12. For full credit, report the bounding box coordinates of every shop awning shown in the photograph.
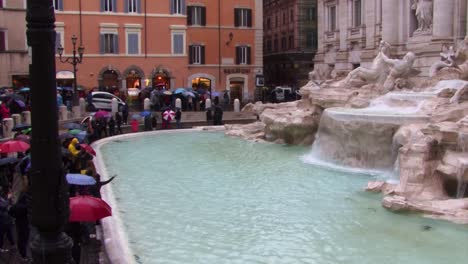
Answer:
[56,71,75,79]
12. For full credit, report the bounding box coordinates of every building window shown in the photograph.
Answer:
[281,37,286,50]
[328,5,336,31]
[170,0,186,15]
[288,35,294,49]
[306,31,316,48]
[189,45,205,64]
[266,39,272,53]
[0,31,6,52]
[266,18,271,30]
[126,32,140,54]
[353,0,362,27]
[100,33,118,54]
[234,8,252,27]
[0,0,3,8]
[125,0,141,13]
[54,0,63,11]
[307,7,316,21]
[283,12,286,25]
[172,32,185,55]
[236,46,251,65]
[290,9,294,22]
[273,38,278,52]
[55,30,64,54]
[275,15,278,27]
[101,0,116,12]
[187,6,206,26]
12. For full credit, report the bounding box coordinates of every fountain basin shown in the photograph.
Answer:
[94,130,468,264]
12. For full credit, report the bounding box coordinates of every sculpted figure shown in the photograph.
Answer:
[411,0,433,34]
[429,46,456,77]
[342,41,391,86]
[381,51,417,91]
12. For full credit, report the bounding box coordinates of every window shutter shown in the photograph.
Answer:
[112,0,117,12]
[174,34,183,54]
[234,9,239,27]
[187,6,192,25]
[58,0,64,11]
[124,0,128,12]
[170,0,174,14]
[201,7,206,26]
[235,46,240,64]
[55,32,61,53]
[128,33,138,54]
[188,45,193,64]
[0,32,6,51]
[100,34,105,54]
[201,46,205,65]
[181,0,186,14]
[113,35,119,54]
[247,46,251,64]
[100,0,105,12]
[137,0,141,13]
[247,9,252,27]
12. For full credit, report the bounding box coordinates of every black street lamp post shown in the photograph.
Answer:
[58,34,84,107]
[26,0,74,263]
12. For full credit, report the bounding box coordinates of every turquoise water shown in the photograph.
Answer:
[100,132,468,264]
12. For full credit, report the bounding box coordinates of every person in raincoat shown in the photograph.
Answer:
[67,138,82,173]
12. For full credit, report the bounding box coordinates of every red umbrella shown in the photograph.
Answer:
[69,196,112,222]
[94,110,111,119]
[0,140,30,153]
[80,144,96,156]
[163,110,175,121]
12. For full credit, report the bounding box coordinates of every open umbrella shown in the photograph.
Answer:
[0,157,18,167]
[184,91,196,98]
[140,110,151,117]
[163,110,175,121]
[94,110,111,119]
[14,99,26,108]
[66,173,96,186]
[173,88,187,95]
[22,128,32,135]
[212,92,220,97]
[76,131,87,143]
[163,90,172,96]
[68,129,83,135]
[14,134,30,144]
[12,124,31,132]
[19,87,30,92]
[69,195,112,222]
[79,144,96,156]
[59,133,74,141]
[63,122,82,130]
[0,140,30,153]
[131,114,141,120]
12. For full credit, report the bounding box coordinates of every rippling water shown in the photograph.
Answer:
[101,132,468,264]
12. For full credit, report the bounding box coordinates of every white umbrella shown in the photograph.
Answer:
[163,110,175,121]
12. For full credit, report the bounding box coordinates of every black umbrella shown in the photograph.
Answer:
[12,124,31,132]
[0,157,19,166]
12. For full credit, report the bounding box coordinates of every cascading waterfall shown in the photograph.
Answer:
[456,132,468,198]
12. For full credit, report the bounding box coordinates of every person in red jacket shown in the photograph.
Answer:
[131,118,139,133]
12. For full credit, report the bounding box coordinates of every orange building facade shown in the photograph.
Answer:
[55,0,263,103]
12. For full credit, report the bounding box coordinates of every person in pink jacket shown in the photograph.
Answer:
[131,119,139,133]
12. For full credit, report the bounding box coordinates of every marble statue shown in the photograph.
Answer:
[411,0,433,34]
[429,46,456,77]
[342,41,391,86]
[381,51,417,90]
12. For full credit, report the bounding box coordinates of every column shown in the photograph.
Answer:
[433,0,455,39]
[381,0,399,44]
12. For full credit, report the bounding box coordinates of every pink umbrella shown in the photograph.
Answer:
[0,140,30,153]
[163,110,175,121]
[94,110,111,119]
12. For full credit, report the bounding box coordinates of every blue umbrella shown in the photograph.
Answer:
[184,91,196,98]
[66,173,96,186]
[57,87,63,91]
[15,99,26,108]
[140,110,151,117]
[63,122,82,130]
[132,114,141,120]
[76,131,87,143]
[19,87,30,92]
[212,92,220,97]
[173,88,187,95]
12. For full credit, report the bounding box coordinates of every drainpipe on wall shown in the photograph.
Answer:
[79,0,83,44]
[218,0,221,98]
[145,0,147,58]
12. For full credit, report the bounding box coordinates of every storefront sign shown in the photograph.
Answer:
[223,68,250,74]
